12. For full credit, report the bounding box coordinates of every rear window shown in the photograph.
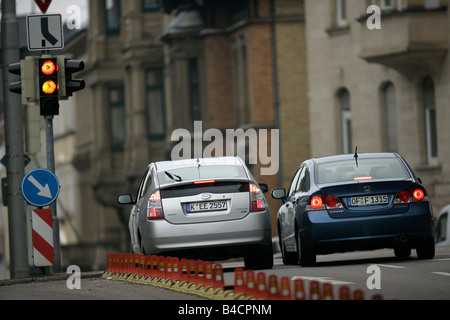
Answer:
[157,165,246,184]
[316,158,410,184]
[161,181,249,199]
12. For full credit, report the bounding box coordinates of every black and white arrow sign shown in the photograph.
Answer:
[26,14,64,51]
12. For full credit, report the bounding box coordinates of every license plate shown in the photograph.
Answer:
[186,201,227,213]
[349,195,389,207]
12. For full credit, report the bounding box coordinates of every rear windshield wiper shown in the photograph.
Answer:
[165,171,182,182]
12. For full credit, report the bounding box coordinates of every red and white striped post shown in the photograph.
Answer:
[31,209,54,266]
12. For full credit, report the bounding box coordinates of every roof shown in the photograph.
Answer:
[154,156,244,171]
[312,152,399,164]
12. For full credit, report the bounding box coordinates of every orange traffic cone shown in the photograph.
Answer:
[267,274,279,300]
[322,283,334,300]
[309,280,322,300]
[234,267,245,295]
[245,270,257,297]
[293,278,306,300]
[213,264,224,289]
[279,276,291,300]
[339,286,351,300]
[255,272,268,299]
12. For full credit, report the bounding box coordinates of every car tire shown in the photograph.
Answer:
[394,246,411,259]
[245,244,274,269]
[297,233,316,267]
[416,238,435,260]
[281,239,298,265]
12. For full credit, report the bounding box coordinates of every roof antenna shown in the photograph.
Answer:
[354,146,358,167]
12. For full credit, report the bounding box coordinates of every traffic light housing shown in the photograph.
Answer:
[65,59,85,97]
[8,62,22,94]
[8,56,37,101]
[38,57,59,116]
[8,54,85,116]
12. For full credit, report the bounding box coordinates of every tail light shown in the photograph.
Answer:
[306,195,343,211]
[393,188,428,204]
[250,183,266,212]
[194,180,215,184]
[147,190,164,220]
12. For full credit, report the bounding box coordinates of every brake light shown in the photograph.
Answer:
[354,176,373,181]
[147,190,163,220]
[396,190,410,203]
[413,189,425,201]
[306,195,343,211]
[393,188,428,204]
[250,183,265,212]
[325,195,339,208]
[194,180,216,184]
[310,196,323,209]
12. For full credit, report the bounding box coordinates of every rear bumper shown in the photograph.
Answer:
[301,203,435,254]
[140,210,272,259]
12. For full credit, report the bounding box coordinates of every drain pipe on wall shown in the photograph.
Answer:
[270,0,282,189]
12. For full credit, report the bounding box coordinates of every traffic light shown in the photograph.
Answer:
[38,57,59,116]
[8,62,22,94]
[65,59,85,97]
[8,56,37,101]
[56,57,85,100]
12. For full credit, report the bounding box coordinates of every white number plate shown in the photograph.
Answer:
[349,195,389,207]
[186,201,227,213]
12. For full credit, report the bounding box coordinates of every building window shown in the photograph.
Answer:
[142,0,160,11]
[383,82,398,152]
[422,77,438,165]
[189,58,201,122]
[339,89,352,154]
[109,86,125,151]
[232,36,250,126]
[336,0,347,26]
[381,0,392,9]
[106,0,121,35]
[145,68,165,139]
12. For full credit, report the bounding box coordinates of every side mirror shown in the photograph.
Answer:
[271,188,286,202]
[117,194,135,205]
[258,183,269,193]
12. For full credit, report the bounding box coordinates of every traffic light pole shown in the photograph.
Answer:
[39,52,61,273]
[44,114,61,273]
[1,1,29,279]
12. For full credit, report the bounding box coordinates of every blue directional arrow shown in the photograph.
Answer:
[21,168,60,207]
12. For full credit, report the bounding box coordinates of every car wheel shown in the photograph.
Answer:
[297,232,316,267]
[416,238,435,260]
[394,246,411,259]
[244,244,274,269]
[280,238,298,265]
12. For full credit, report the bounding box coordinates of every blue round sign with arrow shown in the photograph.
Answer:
[21,168,60,207]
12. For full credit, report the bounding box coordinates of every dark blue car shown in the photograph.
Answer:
[271,152,435,266]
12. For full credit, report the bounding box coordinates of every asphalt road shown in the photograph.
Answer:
[0,273,207,300]
[1,245,449,301]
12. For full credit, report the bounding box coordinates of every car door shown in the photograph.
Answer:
[279,166,305,251]
[129,167,152,253]
[292,164,311,236]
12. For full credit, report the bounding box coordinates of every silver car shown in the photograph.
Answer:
[117,156,273,269]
